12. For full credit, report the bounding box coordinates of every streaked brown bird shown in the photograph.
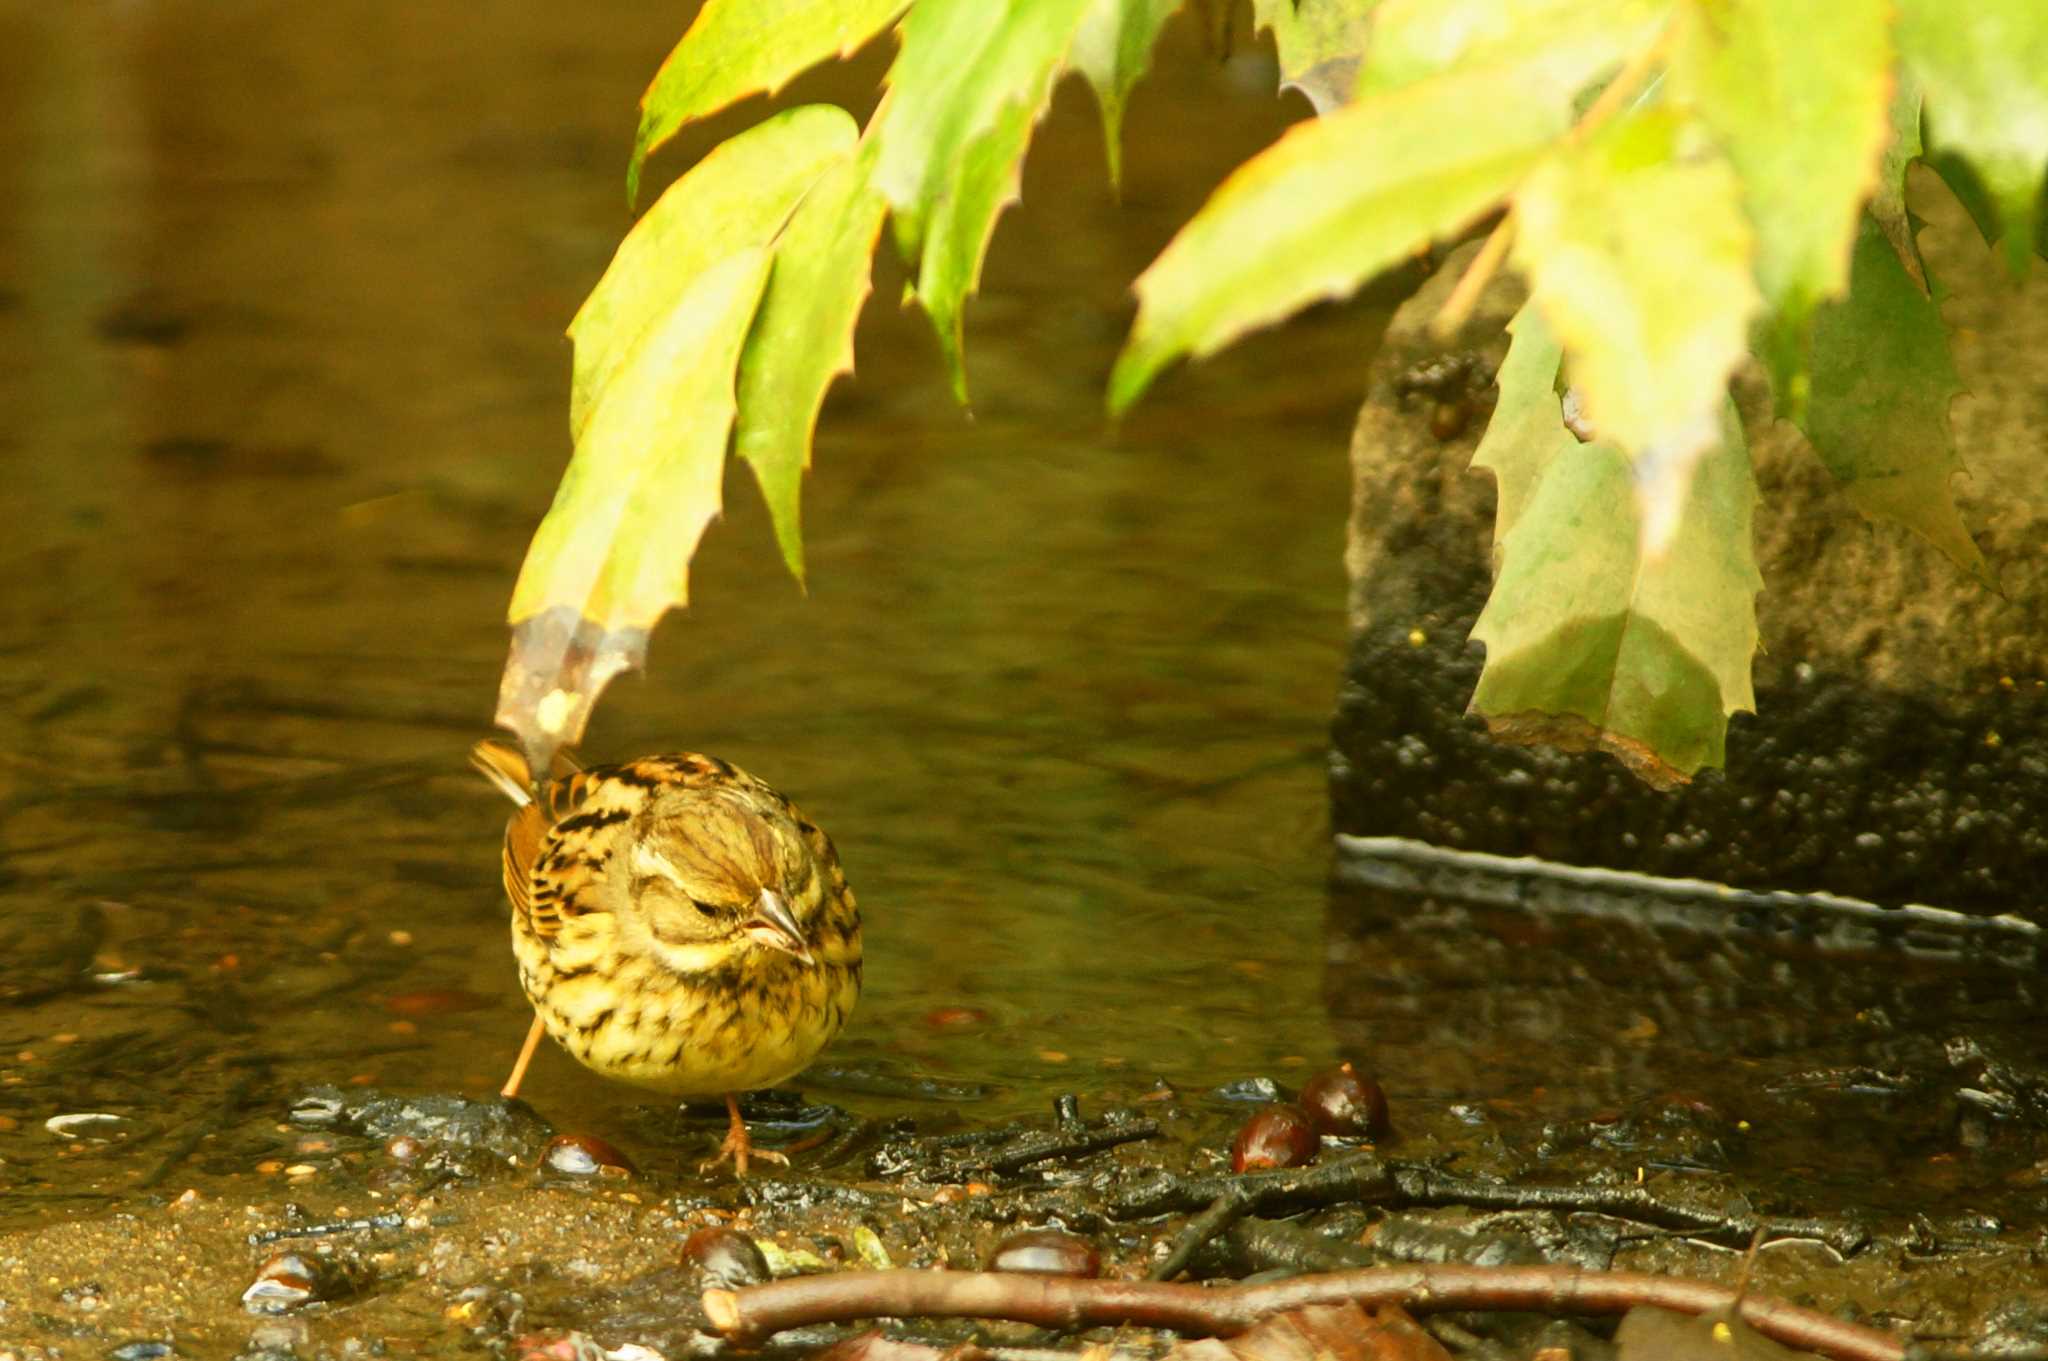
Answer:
[471,740,861,1174]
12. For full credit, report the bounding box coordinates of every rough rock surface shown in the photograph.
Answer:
[1333,174,2046,912]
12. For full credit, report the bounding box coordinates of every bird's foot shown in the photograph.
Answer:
[700,1092,789,1178]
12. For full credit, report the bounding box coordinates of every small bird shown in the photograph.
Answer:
[471,739,861,1175]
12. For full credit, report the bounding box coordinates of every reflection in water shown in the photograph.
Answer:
[1327,870,2048,1224]
[0,5,1362,1217]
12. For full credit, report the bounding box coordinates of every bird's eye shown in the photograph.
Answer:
[690,899,718,918]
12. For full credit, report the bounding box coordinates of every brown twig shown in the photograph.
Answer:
[1388,1164,1869,1258]
[703,1266,1905,1361]
[1123,1154,1864,1272]
[1147,1152,1396,1280]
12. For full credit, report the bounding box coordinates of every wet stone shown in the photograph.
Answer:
[58,1280,106,1311]
[108,1343,177,1361]
[46,1113,130,1141]
[239,1318,309,1361]
[289,1084,552,1163]
[986,1228,1101,1277]
[1212,1076,1286,1104]
[287,1092,346,1126]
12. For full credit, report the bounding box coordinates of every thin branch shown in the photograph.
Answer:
[702,1266,1906,1361]
[1388,1165,1870,1258]
[1116,1154,1865,1267]
[1147,1153,1396,1281]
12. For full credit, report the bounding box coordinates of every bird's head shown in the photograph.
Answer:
[618,785,822,976]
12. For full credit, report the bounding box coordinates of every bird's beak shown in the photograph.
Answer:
[745,888,814,964]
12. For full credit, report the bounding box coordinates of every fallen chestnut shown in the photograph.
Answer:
[1230,1102,1320,1172]
[541,1133,635,1178]
[1299,1062,1389,1138]
[683,1226,770,1290]
[241,1252,327,1315]
[985,1228,1100,1277]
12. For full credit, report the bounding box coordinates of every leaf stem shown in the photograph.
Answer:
[1429,25,1674,341]
[1432,210,1516,340]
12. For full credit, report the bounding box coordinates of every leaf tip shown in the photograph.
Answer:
[1097,102,1126,198]
[1106,344,1157,419]
[495,607,651,788]
[780,538,810,593]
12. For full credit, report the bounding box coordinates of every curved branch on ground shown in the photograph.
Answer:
[701,1265,1906,1361]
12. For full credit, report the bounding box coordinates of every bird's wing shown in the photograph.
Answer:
[474,738,599,942]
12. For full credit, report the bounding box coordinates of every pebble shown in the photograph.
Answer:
[107,1343,175,1361]
[288,1092,346,1126]
[59,1281,105,1311]
[1211,1076,1285,1104]
[45,1113,129,1141]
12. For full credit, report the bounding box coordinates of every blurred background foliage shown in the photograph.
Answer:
[498,0,2046,788]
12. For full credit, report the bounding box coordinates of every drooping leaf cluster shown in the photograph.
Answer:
[497,0,2045,787]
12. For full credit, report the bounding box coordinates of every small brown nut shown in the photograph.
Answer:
[682,1226,770,1290]
[986,1228,1100,1277]
[1298,1062,1390,1138]
[541,1133,635,1178]
[1231,1102,1320,1172]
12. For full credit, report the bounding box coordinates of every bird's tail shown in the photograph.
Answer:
[470,739,537,807]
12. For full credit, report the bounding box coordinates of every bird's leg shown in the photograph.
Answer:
[700,1092,789,1177]
[500,1015,545,1100]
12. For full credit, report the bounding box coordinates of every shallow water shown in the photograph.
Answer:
[0,4,1375,1220]
[2,4,2043,1258]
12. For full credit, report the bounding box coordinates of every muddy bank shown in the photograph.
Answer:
[4,1047,2048,1359]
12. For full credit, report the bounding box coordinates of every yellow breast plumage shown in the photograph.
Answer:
[471,740,861,1173]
